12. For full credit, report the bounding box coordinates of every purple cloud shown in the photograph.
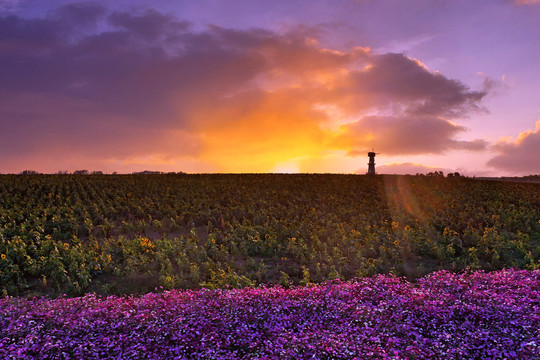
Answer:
[0,3,491,172]
[487,121,540,174]
[512,0,540,5]
[340,115,488,156]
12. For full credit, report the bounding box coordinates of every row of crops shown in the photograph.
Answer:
[0,174,539,296]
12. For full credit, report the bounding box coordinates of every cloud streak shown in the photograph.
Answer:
[371,162,452,175]
[512,0,540,5]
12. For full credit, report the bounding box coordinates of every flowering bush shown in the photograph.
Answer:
[1,269,539,359]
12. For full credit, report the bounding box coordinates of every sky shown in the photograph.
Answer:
[1,0,539,175]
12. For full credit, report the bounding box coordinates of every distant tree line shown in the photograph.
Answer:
[10,170,539,180]
[415,171,461,178]
[15,170,185,175]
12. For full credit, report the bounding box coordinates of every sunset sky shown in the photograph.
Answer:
[1,0,539,175]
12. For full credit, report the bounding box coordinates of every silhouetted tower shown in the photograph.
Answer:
[367,151,376,175]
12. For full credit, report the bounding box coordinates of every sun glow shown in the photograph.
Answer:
[272,161,300,173]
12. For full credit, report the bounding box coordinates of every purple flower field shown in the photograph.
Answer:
[1,269,539,359]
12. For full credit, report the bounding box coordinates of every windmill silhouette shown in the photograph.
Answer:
[367,148,379,175]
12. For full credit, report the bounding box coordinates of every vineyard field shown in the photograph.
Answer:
[0,174,539,296]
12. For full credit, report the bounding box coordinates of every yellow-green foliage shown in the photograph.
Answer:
[0,174,538,296]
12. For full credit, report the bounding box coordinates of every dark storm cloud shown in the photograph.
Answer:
[487,121,540,173]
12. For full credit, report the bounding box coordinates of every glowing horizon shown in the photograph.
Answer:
[1,0,539,176]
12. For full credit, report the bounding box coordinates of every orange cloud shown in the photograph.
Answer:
[487,120,540,174]
[190,89,329,172]
[184,49,488,171]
